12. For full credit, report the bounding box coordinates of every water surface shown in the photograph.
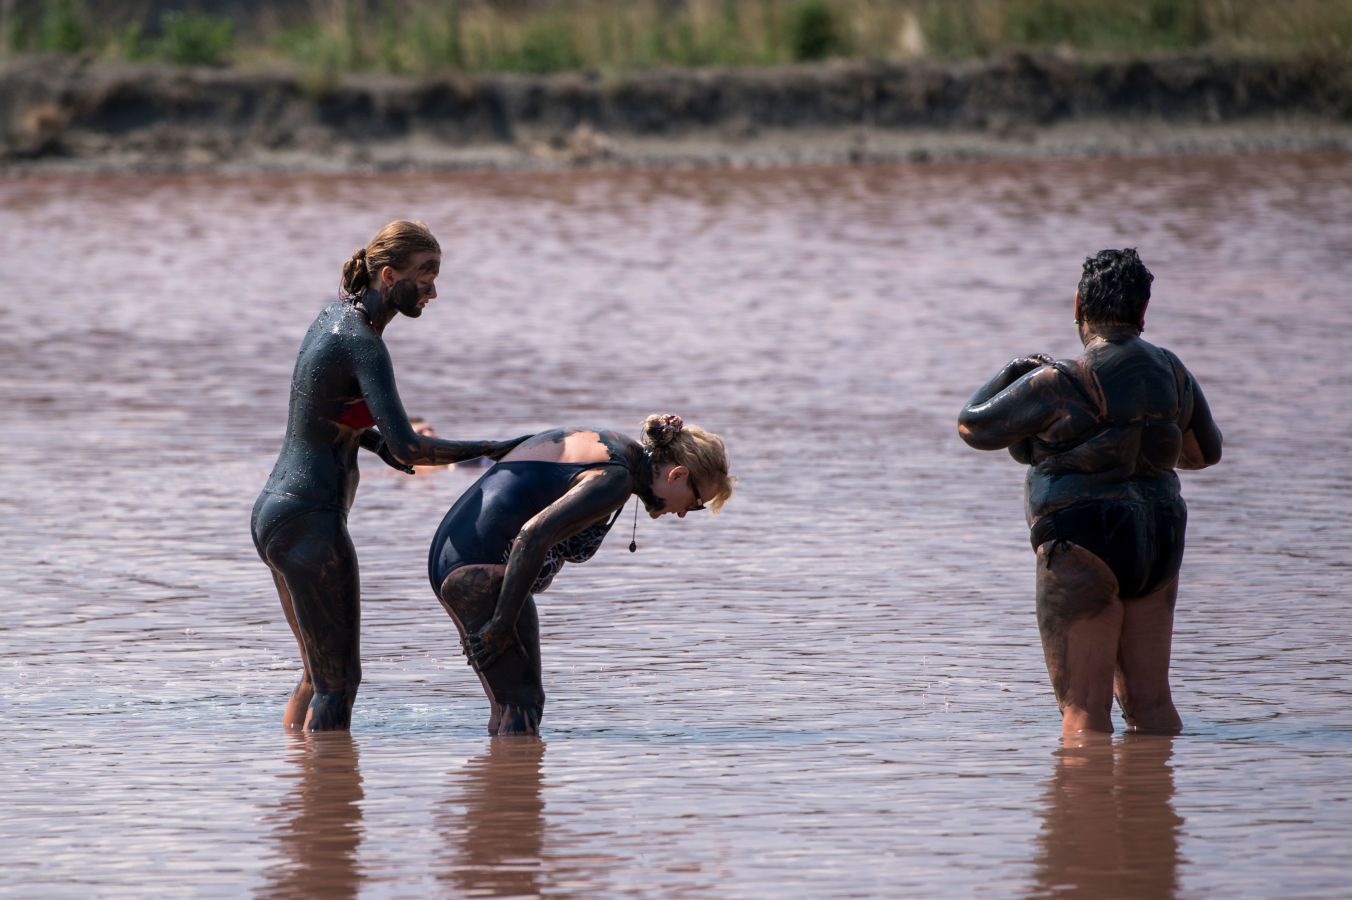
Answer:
[3,152,1351,896]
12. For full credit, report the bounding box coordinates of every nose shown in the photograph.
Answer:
[676,510,686,518]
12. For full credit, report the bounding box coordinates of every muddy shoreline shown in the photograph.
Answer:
[2,51,1350,174]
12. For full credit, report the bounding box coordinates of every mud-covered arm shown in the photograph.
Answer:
[957,355,1059,451]
[1177,373,1222,469]
[351,337,530,465]
[359,429,415,474]
[464,469,633,670]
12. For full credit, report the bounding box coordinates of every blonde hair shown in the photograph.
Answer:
[641,414,734,513]
[340,220,441,300]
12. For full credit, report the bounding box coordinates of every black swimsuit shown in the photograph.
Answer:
[1030,497,1187,600]
[1030,356,1189,600]
[428,460,627,595]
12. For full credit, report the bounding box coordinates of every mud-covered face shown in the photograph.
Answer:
[382,251,441,318]
[649,464,706,518]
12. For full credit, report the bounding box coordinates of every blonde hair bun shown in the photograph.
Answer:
[639,413,735,513]
[642,413,684,449]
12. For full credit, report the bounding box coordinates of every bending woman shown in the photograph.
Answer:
[429,415,734,736]
[253,220,527,732]
[958,249,1221,735]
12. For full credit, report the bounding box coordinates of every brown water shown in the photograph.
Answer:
[4,152,1351,897]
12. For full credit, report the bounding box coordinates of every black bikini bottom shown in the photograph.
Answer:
[1030,497,1187,600]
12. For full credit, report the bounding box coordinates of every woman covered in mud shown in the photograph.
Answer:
[252,220,528,732]
[429,415,733,736]
[957,249,1221,735]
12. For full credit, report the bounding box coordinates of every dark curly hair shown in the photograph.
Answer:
[1076,248,1154,329]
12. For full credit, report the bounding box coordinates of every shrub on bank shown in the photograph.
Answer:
[0,0,1346,75]
[157,11,234,66]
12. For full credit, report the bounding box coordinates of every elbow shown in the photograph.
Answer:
[957,418,1002,451]
[1179,439,1221,470]
[511,523,549,559]
[1196,431,1224,469]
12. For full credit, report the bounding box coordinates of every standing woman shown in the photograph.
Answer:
[958,249,1222,735]
[253,220,527,731]
[429,415,734,735]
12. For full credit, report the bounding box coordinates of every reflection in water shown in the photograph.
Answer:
[3,153,1352,895]
[1032,735,1184,899]
[262,732,365,899]
[440,738,547,897]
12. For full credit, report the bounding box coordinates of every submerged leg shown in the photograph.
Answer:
[269,568,314,728]
[264,512,362,731]
[1036,542,1124,735]
[438,565,545,736]
[1115,577,1183,734]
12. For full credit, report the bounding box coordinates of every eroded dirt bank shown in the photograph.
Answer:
[2,51,1350,173]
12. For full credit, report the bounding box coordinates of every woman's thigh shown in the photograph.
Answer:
[437,564,507,638]
[439,565,543,710]
[1035,542,1124,707]
[262,509,361,686]
[1114,576,1179,710]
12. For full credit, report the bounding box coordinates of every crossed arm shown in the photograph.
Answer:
[957,355,1060,453]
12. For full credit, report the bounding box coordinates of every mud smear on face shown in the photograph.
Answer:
[389,278,425,318]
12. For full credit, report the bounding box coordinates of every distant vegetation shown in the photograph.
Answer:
[2,0,1348,73]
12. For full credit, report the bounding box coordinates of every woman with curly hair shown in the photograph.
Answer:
[428,415,734,735]
[958,249,1221,735]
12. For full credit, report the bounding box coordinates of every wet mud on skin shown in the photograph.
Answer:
[3,151,1352,895]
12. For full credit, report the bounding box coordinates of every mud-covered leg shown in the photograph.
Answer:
[266,512,362,731]
[1036,542,1124,735]
[438,565,505,734]
[269,568,315,728]
[438,565,544,736]
[495,597,543,736]
[1115,577,1182,734]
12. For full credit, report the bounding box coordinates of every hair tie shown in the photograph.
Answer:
[653,414,683,447]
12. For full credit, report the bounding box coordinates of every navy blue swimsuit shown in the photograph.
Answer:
[428,460,627,595]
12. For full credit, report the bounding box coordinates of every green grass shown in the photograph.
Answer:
[1,0,1347,74]
[156,11,234,66]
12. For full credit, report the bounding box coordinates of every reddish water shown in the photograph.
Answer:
[3,152,1351,896]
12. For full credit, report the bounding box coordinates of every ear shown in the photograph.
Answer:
[1138,297,1149,329]
[1073,290,1082,323]
[668,464,689,484]
[378,265,397,290]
